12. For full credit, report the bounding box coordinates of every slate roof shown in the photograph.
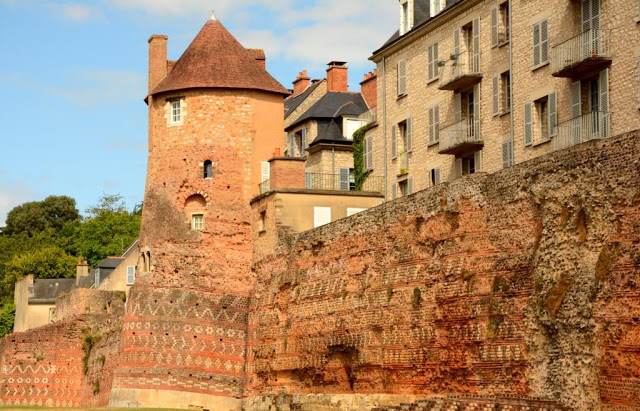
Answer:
[373,0,464,56]
[287,92,368,131]
[152,19,289,97]
[29,278,75,303]
[98,257,125,270]
[284,80,323,119]
[313,120,354,146]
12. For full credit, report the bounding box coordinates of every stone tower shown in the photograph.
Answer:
[109,17,288,410]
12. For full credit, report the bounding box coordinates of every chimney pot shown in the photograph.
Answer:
[326,61,348,93]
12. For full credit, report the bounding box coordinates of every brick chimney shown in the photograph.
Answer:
[148,34,168,95]
[326,61,348,93]
[292,70,310,96]
[360,69,378,109]
[76,258,90,286]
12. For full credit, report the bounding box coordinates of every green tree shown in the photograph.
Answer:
[0,301,15,337]
[1,246,77,298]
[2,195,80,237]
[72,194,141,267]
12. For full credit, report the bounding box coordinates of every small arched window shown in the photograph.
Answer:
[204,160,213,178]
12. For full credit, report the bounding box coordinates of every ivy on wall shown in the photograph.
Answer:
[352,125,371,191]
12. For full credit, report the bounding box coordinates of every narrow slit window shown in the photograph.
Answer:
[204,160,213,178]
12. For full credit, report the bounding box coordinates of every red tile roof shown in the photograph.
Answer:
[152,20,289,96]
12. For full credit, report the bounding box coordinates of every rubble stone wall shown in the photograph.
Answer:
[247,130,640,411]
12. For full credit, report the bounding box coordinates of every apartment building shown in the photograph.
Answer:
[368,0,640,199]
[280,62,378,192]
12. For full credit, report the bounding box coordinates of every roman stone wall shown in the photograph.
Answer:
[246,130,640,410]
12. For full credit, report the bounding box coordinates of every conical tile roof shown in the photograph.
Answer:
[152,20,289,96]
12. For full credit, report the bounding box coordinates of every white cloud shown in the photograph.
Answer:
[50,2,100,23]
[0,182,37,227]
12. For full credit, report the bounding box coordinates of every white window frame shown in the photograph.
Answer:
[126,266,136,286]
[171,100,182,124]
[430,0,445,17]
[191,213,204,231]
[400,0,413,35]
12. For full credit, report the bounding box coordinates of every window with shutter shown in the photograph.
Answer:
[533,23,541,66]
[397,60,407,96]
[407,117,413,152]
[524,102,533,146]
[434,105,440,143]
[301,127,307,150]
[474,151,483,172]
[126,266,136,286]
[367,136,374,170]
[502,141,514,168]
[339,168,350,191]
[453,93,462,122]
[454,28,461,56]
[600,68,610,137]
[570,81,582,143]
[392,183,397,200]
[261,161,270,183]
[502,72,511,113]
[407,177,414,195]
[492,76,500,116]
[428,45,434,80]
[430,168,441,186]
[363,137,369,170]
[455,158,463,178]
[289,133,296,157]
[532,20,549,67]
[391,124,398,159]
[548,91,558,137]
[491,7,499,47]
[313,207,331,228]
[472,18,480,72]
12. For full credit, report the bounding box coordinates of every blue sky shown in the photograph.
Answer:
[0,0,397,224]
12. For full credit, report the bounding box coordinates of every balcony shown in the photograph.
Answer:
[438,117,483,155]
[553,111,611,151]
[551,29,612,78]
[305,173,384,193]
[439,51,482,91]
[259,179,270,195]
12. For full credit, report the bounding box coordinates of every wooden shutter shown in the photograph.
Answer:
[313,207,331,228]
[407,117,413,152]
[455,158,463,178]
[571,81,582,118]
[454,28,461,55]
[492,76,500,116]
[434,105,440,143]
[367,136,374,169]
[454,93,462,122]
[474,150,483,172]
[261,161,270,183]
[600,68,609,136]
[339,168,350,190]
[407,177,414,195]
[434,168,441,185]
[472,18,480,72]
[541,20,549,63]
[398,60,407,95]
[363,137,369,170]
[429,107,435,143]
[548,91,558,137]
[502,141,513,168]
[301,127,307,152]
[391,124,398,159]
[427,44,435,80]
[392,183,397,200]
[305,172,312,189]
[473,84,481,119]
[491,6,499,47]
[433,43,439,78]
[524,102,533,146]
[533,22,541,66]
[289,133,296,157]
[126,266,135,285]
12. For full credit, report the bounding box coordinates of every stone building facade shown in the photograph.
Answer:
[368,0,640,200]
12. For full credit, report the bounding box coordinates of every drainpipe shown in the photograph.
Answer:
[382,56,388,202]
[509,0,515,163]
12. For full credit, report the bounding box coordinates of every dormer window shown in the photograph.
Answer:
[430,0,445,17]
[400,0,413,35]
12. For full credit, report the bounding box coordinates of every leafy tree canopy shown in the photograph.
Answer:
[2,195,80,237]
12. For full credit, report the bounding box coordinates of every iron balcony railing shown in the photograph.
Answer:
[258,179,270,195]
[553,111,611,151]
[305,173,384,193]
[439,51,481,89]
[439,117,482,152]
[551,29,612,74]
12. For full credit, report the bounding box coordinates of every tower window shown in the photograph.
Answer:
[192,214,204,231]
[204,160,213,178]
[171,100,181,123]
